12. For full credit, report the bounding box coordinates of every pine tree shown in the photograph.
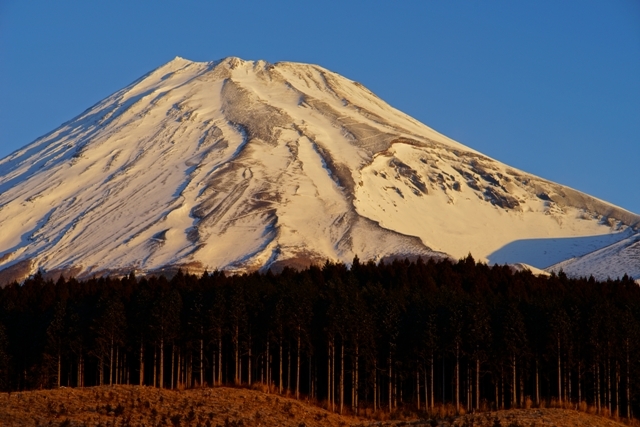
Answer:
[45,301,67,388]
[0,322,10,390]
[466,299,491,410]
[150,285,182,388]
[92,296,126,386]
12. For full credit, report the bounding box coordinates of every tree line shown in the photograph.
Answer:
[0,256,638,418]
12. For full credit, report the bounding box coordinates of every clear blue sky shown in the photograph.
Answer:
[1,1,639,214]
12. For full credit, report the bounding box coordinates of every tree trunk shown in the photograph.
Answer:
[340,342,344,415]
[430,353,434,409]
[627,341,631,419]
[139,338,144,386]
[57,349,61,388]
[557,334,562,401]
[354,341,359,414]
[288,344,291,393]
[248,333,252,386]
[536,358,540,405]
[80,353,84,388]
[351,364,355,412]
[416,366,420,410]
[596,361,601,414]
[115,346,119,385]
[501,369,505,409]
[443,355,446,404]
[615,360,620,416]
[160,337,164,389]
[218,334,222,386]
[468,363,472,411]
[171,345,175,389]
[296,328,300,400]
[328,338,332,411]
[470,364,474,411]
[512,354,517,408]
[235,324,239,385]
[153,346,157,388]
[266,340,270,391]
[456,343,460,412]
[424,363,428,412]
[520,370,524,407]
[110,339,114,386]
[279,337,283,394]
[309,354,313,399]
[373,358,377,413]
[395,372,398,409]
[177,348,182,388]
[99,355,104,386]
[476,357,480,410]
[331,338,335,411]
[200,336,204,387]
[389,350,393,413]
[608,357,612,414]
[578,360,582,404]
[568,361,572,403]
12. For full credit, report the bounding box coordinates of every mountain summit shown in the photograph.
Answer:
[0,57,638,283]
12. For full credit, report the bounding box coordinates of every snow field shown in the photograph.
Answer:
[0,56,637,281]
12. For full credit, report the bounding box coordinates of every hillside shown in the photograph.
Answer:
[0,385,632,427]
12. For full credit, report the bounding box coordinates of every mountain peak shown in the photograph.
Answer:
[0,57,638,284]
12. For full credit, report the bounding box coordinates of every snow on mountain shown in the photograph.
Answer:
[549,233,640,281]
[0,57,638,283]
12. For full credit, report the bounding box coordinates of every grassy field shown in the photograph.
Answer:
[0,385,633,427]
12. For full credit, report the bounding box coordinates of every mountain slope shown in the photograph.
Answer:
[549,233,640,281]
[0,57,638,282]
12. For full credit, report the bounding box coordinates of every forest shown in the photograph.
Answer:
[0,256,638,419]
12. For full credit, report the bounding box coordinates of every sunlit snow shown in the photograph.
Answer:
[0,57,637,282]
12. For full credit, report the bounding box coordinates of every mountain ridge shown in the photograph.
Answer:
[0,56,637,284]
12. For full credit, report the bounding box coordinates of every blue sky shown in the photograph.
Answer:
[1,1,639,214]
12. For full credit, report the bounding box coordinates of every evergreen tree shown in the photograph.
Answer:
[92,295,126,386]
[44,300,67,388]
[0,322,10,390]
[150,283,181,388]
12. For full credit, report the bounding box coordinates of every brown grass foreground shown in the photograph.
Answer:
[0,385,633,427]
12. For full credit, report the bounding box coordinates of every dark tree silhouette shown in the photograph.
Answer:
[0,257,638,418]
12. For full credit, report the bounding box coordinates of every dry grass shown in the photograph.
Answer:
[0,385,365,427]
[446,408,633,427]
[0,386,635,427]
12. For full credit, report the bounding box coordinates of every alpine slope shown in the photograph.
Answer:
[0,57,638,284]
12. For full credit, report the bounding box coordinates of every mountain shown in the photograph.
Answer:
[549,233,640,282]
[0,57,638,283]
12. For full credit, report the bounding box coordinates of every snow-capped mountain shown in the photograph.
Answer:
[0,57,638,284]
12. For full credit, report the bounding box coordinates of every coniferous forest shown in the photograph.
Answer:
[0,256,639,418]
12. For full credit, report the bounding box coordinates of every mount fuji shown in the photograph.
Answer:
[0,57,638,284]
